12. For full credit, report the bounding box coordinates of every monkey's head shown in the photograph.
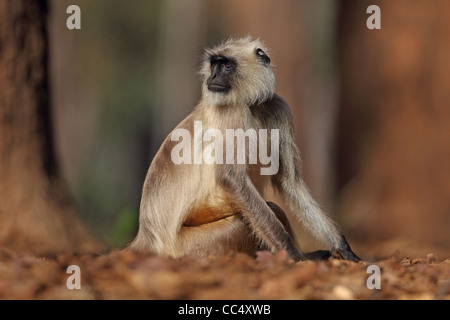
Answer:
[200,37,275,106]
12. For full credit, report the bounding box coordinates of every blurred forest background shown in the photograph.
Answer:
[0,0,449,259]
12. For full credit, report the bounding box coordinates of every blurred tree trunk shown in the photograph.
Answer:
[156,0,205,144]
[337,0,450,254]
[0,0,98,254]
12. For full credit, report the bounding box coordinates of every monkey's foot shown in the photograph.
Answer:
[331,249,361,261]
[332,236,361,261]
[302,250,332,261]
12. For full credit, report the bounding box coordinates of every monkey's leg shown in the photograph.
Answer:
[219,172,304,261]
[265,201,299,249]
[177,200,305,260]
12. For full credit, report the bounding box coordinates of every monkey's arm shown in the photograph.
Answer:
[218,165,304,261]
[264,95,360,261]
[274,170,360,261]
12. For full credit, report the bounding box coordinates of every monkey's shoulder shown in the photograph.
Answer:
[270,93,289,106]
[251,93,293,126]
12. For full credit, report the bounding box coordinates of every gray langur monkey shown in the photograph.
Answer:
[129,37,360,262]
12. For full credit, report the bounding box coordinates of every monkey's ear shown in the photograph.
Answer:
[256,48,271,65]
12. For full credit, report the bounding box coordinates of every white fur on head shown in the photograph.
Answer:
[199,36,275,106]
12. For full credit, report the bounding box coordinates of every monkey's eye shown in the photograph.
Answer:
[225,62,232,69]
[256,48,271,65]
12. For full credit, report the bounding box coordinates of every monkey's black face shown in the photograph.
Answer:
[207,55,236,93]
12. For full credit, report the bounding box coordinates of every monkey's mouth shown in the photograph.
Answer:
[207,84,231,93]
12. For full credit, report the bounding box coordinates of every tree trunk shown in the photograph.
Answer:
[0,0,98,254]
[336,0,450,254]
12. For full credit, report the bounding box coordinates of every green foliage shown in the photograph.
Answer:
[111,207,139,248]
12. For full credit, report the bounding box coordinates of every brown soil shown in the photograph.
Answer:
[0,247,448,300]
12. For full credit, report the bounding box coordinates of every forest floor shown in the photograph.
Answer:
[0,246,449,300]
